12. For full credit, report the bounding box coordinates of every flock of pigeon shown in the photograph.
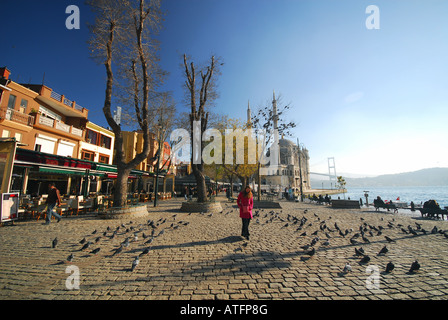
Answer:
[50,203,448,279]
[51,214,190,272]
[250,207,448,276]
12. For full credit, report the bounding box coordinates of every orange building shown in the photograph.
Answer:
[121,130,173,194]
[0,66,91,195]
[0,66,87,157]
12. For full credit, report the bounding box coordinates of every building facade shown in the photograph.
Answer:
[0,67,87,158]
[79,122,115,165]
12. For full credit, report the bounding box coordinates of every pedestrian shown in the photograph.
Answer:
[45,182,62,224]
[184,186,189,200]
[237,185,254,240]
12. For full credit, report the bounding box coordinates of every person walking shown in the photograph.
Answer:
[237,185,254,240]
[45,182,62,224]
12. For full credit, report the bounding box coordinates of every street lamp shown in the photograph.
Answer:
[154,124,162,207]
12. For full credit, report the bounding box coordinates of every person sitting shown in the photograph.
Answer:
[423,199,441,210]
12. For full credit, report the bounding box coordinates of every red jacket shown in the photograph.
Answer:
[237,192,254,219]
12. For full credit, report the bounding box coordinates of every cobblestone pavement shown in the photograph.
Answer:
[1,195,448,301]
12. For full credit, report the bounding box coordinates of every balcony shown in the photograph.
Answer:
[0,108,35,126]
[27,85,89,119]
[33,113,84,140]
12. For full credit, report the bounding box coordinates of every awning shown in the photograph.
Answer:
[106,173,138,179]
[95,164,118,173]
[38,167,88,176]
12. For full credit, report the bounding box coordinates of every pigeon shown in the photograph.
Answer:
[431,226,438,234]
[385,262,395,273]
[79,237,86,244]
[343,263,352,273]
[350,238,359,245]
[384,236,395,243]
[362,235,370,243]
[92,229,97,235]
[409,260,420,273]
[67,253,74,263]
[310,237,319,246]
[306,247,316,256]
[122,238,130,247]
[378,245,388,255]
[359,255,371,264]
[52,237,58,248]
[300,244,311,250]
[80,241,91,251]
[91,248,101,255]
[157,229,165,237]
[112,245,123,256]
[131,257,139,271]
[140,247,151,256]
[145,237,154,245]
[354,247,365,256]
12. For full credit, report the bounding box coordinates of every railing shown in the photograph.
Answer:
[71,126,83,137]
[63,97,72,107]
[0,108,34,126]
[50,90,62,101]
[38,115,54,127]
[55,121,70,133]
[49,89,86,114]
[34,114,84,138]
[74,103,83,112]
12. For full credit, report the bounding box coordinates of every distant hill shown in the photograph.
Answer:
[344,168,448,187]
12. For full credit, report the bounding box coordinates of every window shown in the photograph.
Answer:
[81,150,95,161]
[7,94,16,109]
[20,99,28,110]
[98,155,109,164]
[39,105,61,121]
[14,132,22,142]
[2,130,10,138]
[85,129,98,145]
[100,134,112,149]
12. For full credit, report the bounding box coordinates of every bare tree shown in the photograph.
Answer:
[182,54,221,203]
[88,0,164,207]
[250,93,297,201]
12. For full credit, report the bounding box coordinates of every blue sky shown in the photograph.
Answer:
[1,0,447,177]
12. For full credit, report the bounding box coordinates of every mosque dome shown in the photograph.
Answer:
[279,138,296,148]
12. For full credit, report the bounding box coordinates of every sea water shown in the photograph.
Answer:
[330,186,448,209]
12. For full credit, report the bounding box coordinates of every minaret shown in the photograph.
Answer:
[272,91,278,132]
[272,90,280,168]
[247,100,251,127]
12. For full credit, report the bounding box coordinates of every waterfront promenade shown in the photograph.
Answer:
[0,195,447,301]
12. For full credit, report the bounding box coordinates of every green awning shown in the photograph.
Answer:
[38,167,87,176]
[94,164,118,173]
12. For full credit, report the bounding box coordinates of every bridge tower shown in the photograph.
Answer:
[328,157,337,185]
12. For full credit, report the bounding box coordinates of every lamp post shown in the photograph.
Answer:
[297,138,304,202]
[154,124,162,207]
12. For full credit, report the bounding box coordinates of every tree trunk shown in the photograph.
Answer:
[192,164,207,202]
[114,166,131,207]
[257,162,261,201]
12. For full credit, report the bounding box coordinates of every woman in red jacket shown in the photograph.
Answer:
[237,186,254,240]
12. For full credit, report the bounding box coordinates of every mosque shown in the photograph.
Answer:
[247,92,311,195]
